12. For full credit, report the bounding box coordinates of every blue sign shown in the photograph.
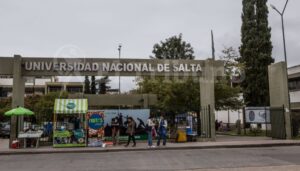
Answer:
[66,102,76,109]
[88,113,104,130]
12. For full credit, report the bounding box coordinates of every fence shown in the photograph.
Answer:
[199,105,211,138]
[242,106,286,139]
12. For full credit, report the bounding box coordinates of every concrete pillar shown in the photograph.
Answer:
[142,94,149,108]
[9,55,25,147]
[268,62,292,139]
[200,60,216,140]
[63,83,67,91]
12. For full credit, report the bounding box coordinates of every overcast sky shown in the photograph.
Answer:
[0,0,299,92]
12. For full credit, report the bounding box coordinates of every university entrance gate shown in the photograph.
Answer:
[0,55,224,146]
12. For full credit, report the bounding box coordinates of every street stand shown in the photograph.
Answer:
[53,99,88,148]
[175,112,198,142]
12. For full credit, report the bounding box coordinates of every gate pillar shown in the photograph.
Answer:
[268,62,292,139]
[9,55,25,147]
[200,60,216,140]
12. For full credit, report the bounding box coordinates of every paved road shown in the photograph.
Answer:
[1,146,300,171]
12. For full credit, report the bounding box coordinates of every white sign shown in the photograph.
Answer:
[24,61,202,73]
[245,107,270,123]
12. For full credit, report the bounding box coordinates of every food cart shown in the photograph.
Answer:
[175,112,198,142]
[53,99,88,148]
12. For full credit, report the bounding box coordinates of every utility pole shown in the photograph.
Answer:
[118,44,122,116]
[118,44,122,94]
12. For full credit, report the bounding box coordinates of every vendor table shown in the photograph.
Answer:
[18,131,43,148]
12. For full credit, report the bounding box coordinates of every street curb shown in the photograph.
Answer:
[1,142,300,155]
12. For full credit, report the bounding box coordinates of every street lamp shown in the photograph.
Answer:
[118,44,122,94]
[270,0,291,112]
[270,0,289,64]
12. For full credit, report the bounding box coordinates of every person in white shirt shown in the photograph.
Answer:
[146,117,156,148]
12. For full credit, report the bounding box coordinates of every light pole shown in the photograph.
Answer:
[270,0,289,64]
[271,0,291,111]
[118,44,122,94]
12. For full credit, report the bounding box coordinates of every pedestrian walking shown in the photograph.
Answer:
[157,116,167,146]
[111,117,120,146]
[125,117,136,147]
[146,117,156,148]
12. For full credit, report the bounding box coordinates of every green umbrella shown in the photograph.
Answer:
[4,107,34,116]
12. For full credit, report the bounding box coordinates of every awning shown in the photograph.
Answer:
[54,99,88,114]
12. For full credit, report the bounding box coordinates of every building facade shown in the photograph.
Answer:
[288,65,300,111]
[0,76,85,97]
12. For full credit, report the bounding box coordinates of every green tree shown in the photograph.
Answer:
[34,92,68,123]
[151,33,195,60]
[0,87,3,97]
[0,98,12,122]
[138,36,244,114]
[138,34,198,114]
[84,76,91,94]
[91,76,96,94]
[99,76,111,94]
[239,0,274,106]
[216,47,244,110]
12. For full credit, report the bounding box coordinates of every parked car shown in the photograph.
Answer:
[0,123,10,138]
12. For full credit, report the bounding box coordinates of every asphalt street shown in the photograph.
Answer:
[1,146,300,171]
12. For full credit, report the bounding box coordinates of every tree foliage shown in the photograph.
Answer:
[137,35,243,115]
[0,98,12,121]
[239,0,274,106]
[151,33,195,60]
[84,76,91,94]
[33,92,68,123]
[137,34,197,114]
[216,47,244,110]
[99,76,111,94]
[0,92,68,123]
[138,77,200,113]
[91,76,96,94]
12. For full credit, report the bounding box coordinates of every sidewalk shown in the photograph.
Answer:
[1,135,300,155]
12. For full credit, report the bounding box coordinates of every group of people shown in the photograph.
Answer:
[110,115,168,148]
[146,116,168,148]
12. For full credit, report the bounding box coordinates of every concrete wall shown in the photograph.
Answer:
[215,109,243,124]
[69,94,158,107]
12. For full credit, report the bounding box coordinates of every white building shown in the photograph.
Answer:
[288,64,300,111]
[0,76,54,97]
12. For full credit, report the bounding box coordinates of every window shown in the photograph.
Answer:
[66,86,83,93]
[48,86,63,92]
[289,78,300,91]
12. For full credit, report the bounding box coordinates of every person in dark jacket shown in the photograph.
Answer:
[124,117,136,147]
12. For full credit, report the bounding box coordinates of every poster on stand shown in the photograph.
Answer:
[87,111,105,147]
[245,107,270,123]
